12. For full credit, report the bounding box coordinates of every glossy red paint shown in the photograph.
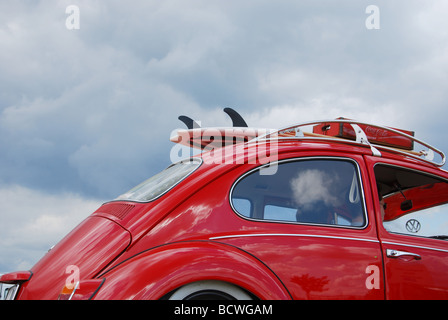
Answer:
[3,118,448,300]
[16,216,131,300]
[95,242,291,300]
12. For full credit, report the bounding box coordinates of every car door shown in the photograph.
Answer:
[367,158,448,299]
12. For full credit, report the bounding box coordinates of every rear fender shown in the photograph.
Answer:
[95,241,291,300]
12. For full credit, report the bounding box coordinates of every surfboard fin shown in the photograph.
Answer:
[178,115,201,129]
[178,108,248,129]
[223,107,248,127]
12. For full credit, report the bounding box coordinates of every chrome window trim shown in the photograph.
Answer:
[382,241,448,254]
[210,233,379,244]
[229,156,369,230]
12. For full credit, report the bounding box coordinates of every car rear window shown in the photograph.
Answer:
[116,158,201,202]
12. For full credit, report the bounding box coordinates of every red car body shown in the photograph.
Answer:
[2,115,448,300]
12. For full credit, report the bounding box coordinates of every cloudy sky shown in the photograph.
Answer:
[1,0,447,274]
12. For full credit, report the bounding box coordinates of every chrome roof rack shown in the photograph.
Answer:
[255,118,446,167]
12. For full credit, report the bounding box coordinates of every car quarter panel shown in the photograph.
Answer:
[17,216,131,300]
[95,241,292,300]
[107,151,384,300]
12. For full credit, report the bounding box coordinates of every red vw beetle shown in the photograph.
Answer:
[2,109,448,300]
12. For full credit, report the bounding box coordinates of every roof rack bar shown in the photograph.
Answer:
[255,119,446,167]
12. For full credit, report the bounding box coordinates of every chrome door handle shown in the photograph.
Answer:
[386,249,421,260]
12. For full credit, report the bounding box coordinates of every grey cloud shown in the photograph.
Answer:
[1,0,447,202]
[1,0,448,275]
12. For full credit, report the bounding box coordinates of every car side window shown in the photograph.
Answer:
[375,165,448,240]
[231,158,366,227]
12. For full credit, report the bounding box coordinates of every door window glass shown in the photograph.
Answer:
[375,165,448,240]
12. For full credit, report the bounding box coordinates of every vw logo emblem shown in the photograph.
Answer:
[406,219,421,233]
